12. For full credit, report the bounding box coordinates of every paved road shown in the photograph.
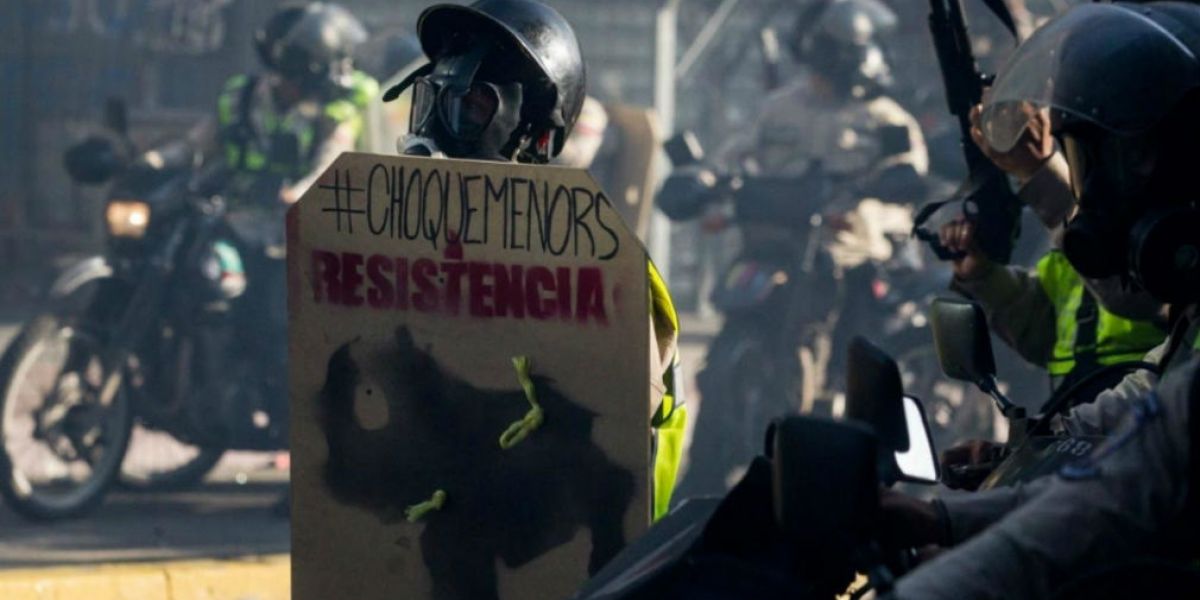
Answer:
[0,314,719,568]
[0,481,290,568]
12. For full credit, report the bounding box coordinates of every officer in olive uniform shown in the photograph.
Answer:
[128,3,378,427]
[881,4,1200,597]
[382,0,687,520]
[218,4,378,389]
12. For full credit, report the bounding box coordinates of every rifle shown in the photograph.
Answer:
[914,0,1023,264]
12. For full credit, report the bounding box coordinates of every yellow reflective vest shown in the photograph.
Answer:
[217,71,379,190]
[648,261,686,521]
[1037,251,1165,378]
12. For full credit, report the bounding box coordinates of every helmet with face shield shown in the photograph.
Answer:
[383,0,586,163]
[789,0,898,98]
[980,1,1200,303]
[255,3,368,98]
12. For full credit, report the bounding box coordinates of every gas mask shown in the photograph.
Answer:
[385,44,527,162]
[1060,130,1200,305]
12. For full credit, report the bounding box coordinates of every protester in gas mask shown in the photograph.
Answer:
[381,0,686,520]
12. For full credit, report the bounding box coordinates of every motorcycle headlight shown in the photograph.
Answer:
[106,200,151,239]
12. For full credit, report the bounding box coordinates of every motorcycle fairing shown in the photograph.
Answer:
[48,256,115,300]
[574,497,720,599]
[711,260,788,312]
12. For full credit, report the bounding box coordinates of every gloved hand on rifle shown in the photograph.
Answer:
[940,100,1057,280]
[968,100,1055,186]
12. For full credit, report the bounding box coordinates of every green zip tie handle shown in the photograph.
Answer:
[499,356,544,449]
[405,489,447,523]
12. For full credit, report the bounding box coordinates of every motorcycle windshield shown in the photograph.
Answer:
[980,3,1200,152]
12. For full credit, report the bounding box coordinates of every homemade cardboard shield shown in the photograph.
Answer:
[288,153,651,600]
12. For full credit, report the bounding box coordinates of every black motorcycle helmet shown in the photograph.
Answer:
[981,1,1200,304]
[789,0,897,98]
[255,3,368,97]
[382,0,586,163]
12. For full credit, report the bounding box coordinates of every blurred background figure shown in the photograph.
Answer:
[659,0,977,498]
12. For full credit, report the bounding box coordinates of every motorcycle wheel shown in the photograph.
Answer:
[118,425,223,491]
[0,314,133,521]
[118,329,226,491]
[682,321,799,496]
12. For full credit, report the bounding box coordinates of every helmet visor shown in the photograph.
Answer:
[981,3,1200,152]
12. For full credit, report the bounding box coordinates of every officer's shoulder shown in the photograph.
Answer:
[1037,250,1078,279]
[865,95,916,125]
[760,79,813,109]
[222,73,253,93]
[1159,354,1200,407]
[347,70,381,108]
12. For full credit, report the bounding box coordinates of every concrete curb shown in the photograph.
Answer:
[0,554,289,600]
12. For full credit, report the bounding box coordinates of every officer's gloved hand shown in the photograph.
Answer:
[968,102,1054,185]
[878,488,948,552]
[938,219,994,281]
[657,166,724,221]
[939,439,1006,491]
[131,139,201,176]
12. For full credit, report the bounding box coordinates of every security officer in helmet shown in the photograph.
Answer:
[723,0,928,334]
[732,0,927,190]
[382,0,686,520]
[217,3,378,417]
[224,2,377,216]
[933,93,1169,490]
[879,4,1200,597]
[128,4,377,421]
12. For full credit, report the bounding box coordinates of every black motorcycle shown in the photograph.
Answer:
[576,337,944,599]
[659,133,970,497]
[0,107,288,520]
[576,335,1200,599]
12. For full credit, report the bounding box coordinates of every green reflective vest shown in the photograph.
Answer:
[217,71,379,184]
[1037,251,1165,377]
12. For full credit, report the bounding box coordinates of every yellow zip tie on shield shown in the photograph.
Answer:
[499,356,544,449]
[405,489,447,523]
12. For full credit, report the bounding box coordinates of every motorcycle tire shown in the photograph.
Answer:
[118,427,223,491]
[0,314,133,521]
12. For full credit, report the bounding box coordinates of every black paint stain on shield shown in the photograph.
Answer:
[317,327,635,600]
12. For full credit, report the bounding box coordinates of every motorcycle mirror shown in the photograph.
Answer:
[771,416,878,565]
[62,135,127,185]
[104,97,129,138]
[664,131,704,168]
[929,298,997,384]
[930,298,1023,418]
[894,395,940,485]
[845,336,908,454]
